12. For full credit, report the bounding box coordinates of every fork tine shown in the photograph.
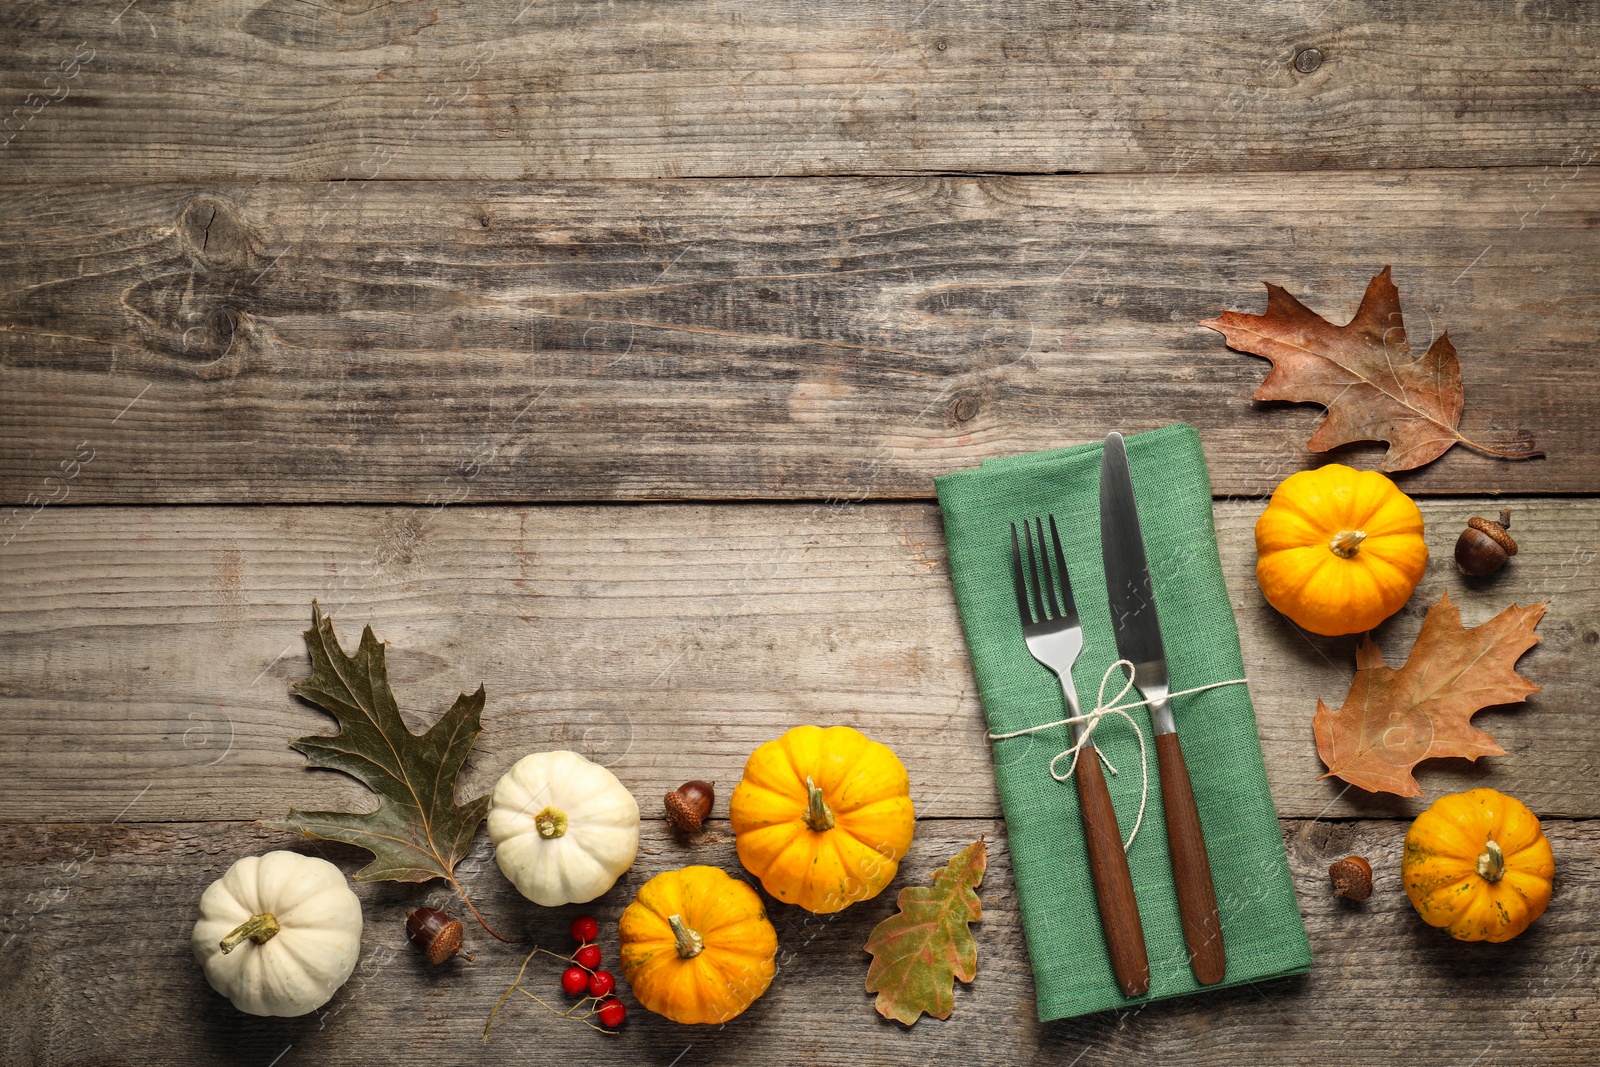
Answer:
[1010,523,1033,624]
[1023,517,1050,622]
[1035,517,1062,620]
[1048,514,1076,618]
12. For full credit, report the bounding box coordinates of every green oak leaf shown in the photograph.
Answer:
[864,839,987,1025]
[268,601,489,885]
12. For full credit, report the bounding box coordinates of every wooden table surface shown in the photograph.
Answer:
[3,3,1597,1064]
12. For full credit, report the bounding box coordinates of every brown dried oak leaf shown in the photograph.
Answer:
[864,839,985,1026]
[270,601,490,889]
[1314,593,1545,796]
[1201,266,1541,471]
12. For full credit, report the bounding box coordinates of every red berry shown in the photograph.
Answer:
[595,998,626,1028]
[587,969,616,998]
[574,943,602,970]
[560,966,589,996]
[570,915,600,943]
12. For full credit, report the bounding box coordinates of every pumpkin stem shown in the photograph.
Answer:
[803,776,835,832]
[533,806,568,839]
[1476,839,1506,883]
[667,914,705,959]
[1328,529,1367,559]
[219,912,280,954]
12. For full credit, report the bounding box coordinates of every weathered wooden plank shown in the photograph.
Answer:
[1,817,1594,1066]
[2,172,1596,503]
[3,499,1594,823]
[2,2,1597,180]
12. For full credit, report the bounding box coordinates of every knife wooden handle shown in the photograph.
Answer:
[1155,731,1227,985]
[1074,746,1150,998]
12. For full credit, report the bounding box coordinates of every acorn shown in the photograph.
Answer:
[406,906,471,964]
[1328,855,1373,902]
[664,780,715,833]
[1455,508,1518,577]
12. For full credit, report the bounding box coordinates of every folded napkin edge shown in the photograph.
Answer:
[1032,948,1314,1022]
[934,423,1201,496]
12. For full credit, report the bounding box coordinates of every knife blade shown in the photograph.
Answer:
[1099,431,1227,985]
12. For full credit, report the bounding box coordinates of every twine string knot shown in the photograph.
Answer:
[987,660,1248,852]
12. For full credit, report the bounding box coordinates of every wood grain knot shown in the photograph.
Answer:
[1294,48,1324,74]
[115,197,267,372]
[177,196,258,272]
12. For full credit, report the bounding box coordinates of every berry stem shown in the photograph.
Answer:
[483,946,542,1043]
[482,944,621,1042]
[516,989,616,1033]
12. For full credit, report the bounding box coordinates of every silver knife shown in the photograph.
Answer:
[1099,431,1226,985]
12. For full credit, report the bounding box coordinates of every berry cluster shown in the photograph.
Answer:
[560,915,626,1029]
[482,914,628,1040]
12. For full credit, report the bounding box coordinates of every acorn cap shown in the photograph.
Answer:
[407,907,465,964]
[1328,855,1373,901]
[664,789,706,833]
[1466,515,1518,556]
[425,917,463,965]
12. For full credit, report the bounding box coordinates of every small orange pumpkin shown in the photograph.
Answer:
[729,725,914,914]
[1402,788,1555,943]
[1255,464,1427,636]
[618,865,778,1024]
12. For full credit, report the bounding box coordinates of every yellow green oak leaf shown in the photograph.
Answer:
[864,839,986,1025]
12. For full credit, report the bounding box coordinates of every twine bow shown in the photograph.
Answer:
[987,660,1248,851]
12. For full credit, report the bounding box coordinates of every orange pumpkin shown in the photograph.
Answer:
[1403,788,1555,943]
[618,865,777,1024]
[1255,464,1427,636]
[729,725,914,914]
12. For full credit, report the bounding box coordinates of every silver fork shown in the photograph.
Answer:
[1011,515,1150,998]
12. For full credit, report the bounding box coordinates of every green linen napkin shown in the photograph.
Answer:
[935,423,1311,1022]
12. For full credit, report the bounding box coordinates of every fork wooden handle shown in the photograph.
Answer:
[1074,746,1150,998]
[1156,731,1227,985]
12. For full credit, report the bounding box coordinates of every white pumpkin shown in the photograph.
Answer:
[488,750,640,906]
[192,851,363,1017]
